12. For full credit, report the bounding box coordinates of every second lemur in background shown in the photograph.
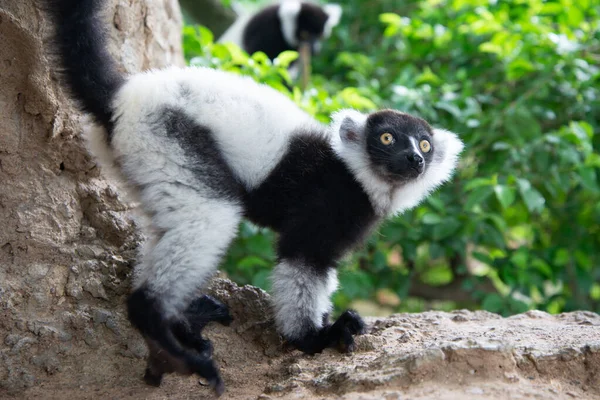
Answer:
[219,0,342,60]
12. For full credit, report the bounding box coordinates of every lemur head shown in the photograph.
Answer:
[331,109,464,215]
[278,1,342,53]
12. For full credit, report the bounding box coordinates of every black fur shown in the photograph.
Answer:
[43,0,124,132]
[289,309,366,354]
[244,134,375,353]
[245,134,377,271]
[366,110,435,184]
[156,107,245,201]
[242,2,330,59]
[128,288,231,395]
[243,5,288,60]
[296,3,330,44]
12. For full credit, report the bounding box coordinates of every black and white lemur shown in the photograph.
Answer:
[219,0,342,60]
[45,0,464,395]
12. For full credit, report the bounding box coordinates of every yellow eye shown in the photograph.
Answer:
[420,140,431,153]
[380,133,394,145]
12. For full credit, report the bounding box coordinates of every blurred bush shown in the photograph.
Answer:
[183,0,600,316]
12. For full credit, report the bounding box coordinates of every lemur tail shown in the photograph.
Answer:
[45,0,124,131]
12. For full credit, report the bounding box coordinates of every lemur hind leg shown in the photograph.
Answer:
[271,260,366,355]
[126,197,241,396]
[116,107,243,395]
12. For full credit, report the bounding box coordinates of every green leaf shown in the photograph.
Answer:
[465,176,497,191]
[584,153,600,168]
[427,196,446,213]
[251,270,271,291]
[379,13,403,26]
[540,3,563,14]
[517,179,545,213]
[416,67,442,85]
[274,51,299,68]
[432,218,462,240]
[553,249,570,266]
[479,42,502,55]
[197,25,214,47]
[494,185,516,209]
[531,258,553,279]
[482,293,504,313]
[237,256,270,269]
[578,167,598,192]
[465,187,494,210]
[505,108,541,142]
[422,213,443,224]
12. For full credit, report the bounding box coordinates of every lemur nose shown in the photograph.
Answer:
[407,153,424,166]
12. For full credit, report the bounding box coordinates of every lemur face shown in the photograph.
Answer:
[364,110,435,184]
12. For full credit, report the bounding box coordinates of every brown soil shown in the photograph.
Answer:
[4,279,600,400]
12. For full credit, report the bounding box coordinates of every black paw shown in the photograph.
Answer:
[289,309,366,355]
[186,295,233,328]
[143,367,163,387]
[326,309,366,352]
[127,288,225,396]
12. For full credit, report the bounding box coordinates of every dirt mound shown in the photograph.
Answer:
[5,278,599,400]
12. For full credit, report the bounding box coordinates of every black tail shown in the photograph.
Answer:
[45,0,124,131]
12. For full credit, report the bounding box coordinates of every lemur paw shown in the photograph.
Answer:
[327,309,366,352]
[128,288,230,396]
[289,309,366,355]
[186,295,233,328]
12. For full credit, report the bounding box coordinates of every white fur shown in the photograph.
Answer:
[112,66,320,190]
[323,4,342,38]
[271,261,338,339]
[409,136,421,156]
[108,88,245,316]
[278,0,301,47]
[83,122,118,178]
[135,195,241,317]
[330,109,464,216]
[330,109,397,215]
[106,65,325,317]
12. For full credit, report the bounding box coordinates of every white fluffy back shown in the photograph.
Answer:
[111,66,321,190]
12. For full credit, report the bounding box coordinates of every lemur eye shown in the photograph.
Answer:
[380,133,394,145]
[420,140,431,153]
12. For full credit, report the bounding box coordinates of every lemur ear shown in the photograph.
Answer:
[332,110,367,145]
[278,1,302,46]
[279,1,301,20]
[324,4,342,28]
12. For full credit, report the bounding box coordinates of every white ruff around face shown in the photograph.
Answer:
[329,109,464,216]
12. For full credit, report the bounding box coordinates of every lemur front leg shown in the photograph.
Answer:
[271,260,366,355]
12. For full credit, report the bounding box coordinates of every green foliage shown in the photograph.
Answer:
[183,0,600,316]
